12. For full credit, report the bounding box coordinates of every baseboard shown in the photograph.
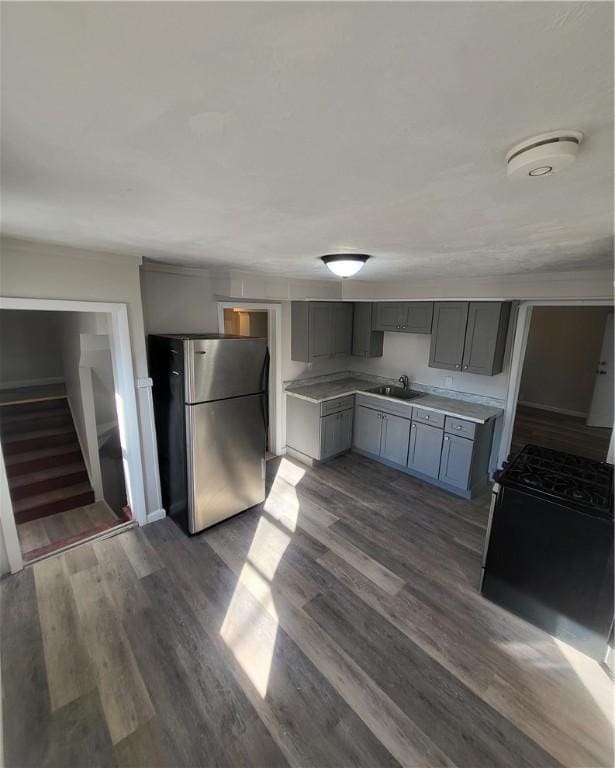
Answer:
[146,508,166,524]
[517,400,588,419]
[0,376,64,390]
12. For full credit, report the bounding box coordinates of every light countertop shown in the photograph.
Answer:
[285,376,503,424]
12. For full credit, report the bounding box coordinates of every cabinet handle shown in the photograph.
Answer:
[455,425,462,430]
[424,415,430,419]
[444,436,449,441]
[411,424,415,429]
[455,364,460,369]
[463,365,468,370]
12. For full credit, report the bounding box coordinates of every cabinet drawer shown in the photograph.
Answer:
[412,408,445,428]
[355,393,413,419]
[321,396,354,416]
[445,416,476,440]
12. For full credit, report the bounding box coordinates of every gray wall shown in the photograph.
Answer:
[0,310,64,387]
[518,306,612,416]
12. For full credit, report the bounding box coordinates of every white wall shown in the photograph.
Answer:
[0,310,64,387]
[342,268,614,301]
[140,266,219,334]
[350,329,513,401]
[0,237,161,537]
[519,306,613,415]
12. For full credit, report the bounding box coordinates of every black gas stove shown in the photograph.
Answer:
[482,444,614,660]
[495,444,613,519]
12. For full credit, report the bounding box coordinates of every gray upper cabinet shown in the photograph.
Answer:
[352,303,384,358]
[439,433,474,490]
[429,302,469,371]
[462,302,511,375]
[407,422,443,479]
[372,302,433,333]
[308,303,333,360]
[291,302,353,362]
[380,413,411,465]
[429,301,511,376]
[373,302,407,331]
[405,303,434,333]
[332,303,353,357]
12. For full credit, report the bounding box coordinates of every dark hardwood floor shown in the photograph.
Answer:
[512,404,612,462]
[2,453,613,767]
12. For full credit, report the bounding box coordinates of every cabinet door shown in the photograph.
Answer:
[353,406,382,455]
[373,303,406,331]
[380,413,411,466]
[308,303,333,360]
[428,302,469,371]
[337,409,354,454]
[407,422,443,479]
[439,433,473,489]
[332,303,353,357]
[352,303,384,357]
[404,302,433,334]
[320,412,339,459]
[462,302,510,375]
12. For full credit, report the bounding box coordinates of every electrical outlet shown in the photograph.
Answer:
[444,376,453,388]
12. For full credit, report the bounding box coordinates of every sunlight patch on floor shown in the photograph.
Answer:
[553,638,615,723]
[220,459,303,698]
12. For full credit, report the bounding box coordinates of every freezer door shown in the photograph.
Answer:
[184,337,267,403]
[185,394,266,533]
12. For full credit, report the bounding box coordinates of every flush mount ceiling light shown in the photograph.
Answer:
[505,130,583,179]
[321,253,370,278]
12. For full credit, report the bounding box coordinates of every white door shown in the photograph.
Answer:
[587,314,614,427]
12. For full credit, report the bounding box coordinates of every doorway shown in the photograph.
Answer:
[502,304,613,464]
[217,302,282,458]
[0,298,146,573]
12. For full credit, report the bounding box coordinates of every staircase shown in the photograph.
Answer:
[0,397,95,524]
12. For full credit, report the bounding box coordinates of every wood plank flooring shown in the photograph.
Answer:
[512,404,612,462]
[17,500,122,559]
[1,453,613,768]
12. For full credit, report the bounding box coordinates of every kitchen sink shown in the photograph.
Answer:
[363,385,423,401]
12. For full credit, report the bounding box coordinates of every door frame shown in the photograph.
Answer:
[0,297,148,573]
[217,302,283,456]
[498,299,614,468]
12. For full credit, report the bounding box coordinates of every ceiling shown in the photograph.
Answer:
[2,2,613,281]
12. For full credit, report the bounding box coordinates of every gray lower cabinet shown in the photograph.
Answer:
[429,301,511,375]
[373,302,433,333]
[353,403,411,467]
[353,405,383,455]
[286,395,353,463]
[291,302,353,362]
[352,303,384,357]
[321,409,353,460]
[380,413,411,465]
[439,433,474,489]
[407,422,443,479]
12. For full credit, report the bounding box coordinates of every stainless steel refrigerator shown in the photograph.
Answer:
[148,334,268,533]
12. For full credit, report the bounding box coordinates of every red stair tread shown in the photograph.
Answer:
[10,462,88,488]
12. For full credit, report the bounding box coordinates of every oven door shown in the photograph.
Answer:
[481,485,614,661]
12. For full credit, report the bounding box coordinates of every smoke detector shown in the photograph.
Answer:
[505,130,583,179]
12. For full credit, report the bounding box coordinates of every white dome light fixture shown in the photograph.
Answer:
[505,130,583,179]
[321,253,370,278]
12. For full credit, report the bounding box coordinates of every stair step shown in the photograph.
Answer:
[9,463,89,501]
[13,482,96,523]
[2,431,78,456]
[0,398,68,418]
[0,412,73,436]
[5,442,82,466]
[1,423,76,444]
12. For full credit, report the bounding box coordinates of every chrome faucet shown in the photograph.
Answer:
[398,374,409,390]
